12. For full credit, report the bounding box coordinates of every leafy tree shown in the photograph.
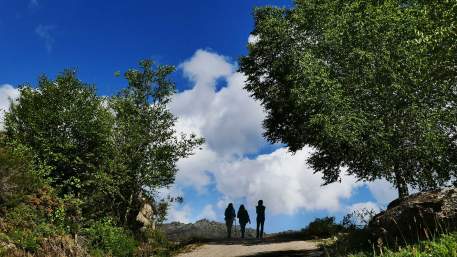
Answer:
[240,0,457,198]
[5,71,114,197]
[109,60,203,226]
[0,140,45,211]
[4,61,202,228]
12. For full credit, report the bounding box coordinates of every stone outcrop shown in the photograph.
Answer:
[136,193,157,231]
[369,187,457,246]
[136,201,155,230]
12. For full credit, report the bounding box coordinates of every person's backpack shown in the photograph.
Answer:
[225,207,235,220]
[238,209,250,224]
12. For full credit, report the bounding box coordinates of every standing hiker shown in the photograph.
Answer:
[224,203,236,239]
[256,200,265,239]
[237,204,251,239]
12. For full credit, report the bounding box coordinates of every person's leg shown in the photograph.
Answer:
[241,223,245,238]
[260,220,264,238]
[226,221,232,238]
[256,219,260,238]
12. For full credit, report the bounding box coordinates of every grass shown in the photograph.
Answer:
[323,232,457,257]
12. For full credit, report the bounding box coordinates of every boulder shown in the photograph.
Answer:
[369,187,457,247]
[136,201,155,229]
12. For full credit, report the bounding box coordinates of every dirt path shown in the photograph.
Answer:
[177,239,323,257]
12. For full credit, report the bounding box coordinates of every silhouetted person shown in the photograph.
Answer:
[237,204,251,239]
[224,203,236,239]
[256,200,265,239]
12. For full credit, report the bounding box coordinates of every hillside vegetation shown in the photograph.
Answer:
[0,61,202,257]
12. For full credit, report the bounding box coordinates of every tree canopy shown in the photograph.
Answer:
[5,60,203,227]
[5,71,114,196]
[240,0,457,198]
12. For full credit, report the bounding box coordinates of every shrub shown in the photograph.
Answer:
[323,228,373,256]
[82,218,137,257]
[344,233,457,257]
[305,217,344,238]
[135,228,181,257]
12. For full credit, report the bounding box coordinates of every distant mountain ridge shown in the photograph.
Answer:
[160,219,261,241]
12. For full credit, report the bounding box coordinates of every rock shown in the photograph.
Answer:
[137,201,155,230]
[136,193,156,231]
[369,187,457,246]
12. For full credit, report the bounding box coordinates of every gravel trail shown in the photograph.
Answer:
[176,239,322,257]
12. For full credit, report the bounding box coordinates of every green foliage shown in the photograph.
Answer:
[3,204,62,252]
[4,59,203,229]
[135,228,182,257]
[1,59,203,256]
[0,144,64,253]
[5,70,114,197]
[305,217,344,238]
[271,216,347,241]
[83,218,137,257]
[240,0,457,198]
[108,60,203,226]
[343,233,457,257]
[0,142,47,210]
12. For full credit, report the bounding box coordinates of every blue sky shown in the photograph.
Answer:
[0,0,398,233]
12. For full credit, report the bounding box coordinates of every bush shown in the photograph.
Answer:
[82,218,137,257]
[6,222,61,253]
[3,204,61,253]
[135,228,182,257]
[323,228,373,256]
[305,217,344,238]
[343,233,457,257]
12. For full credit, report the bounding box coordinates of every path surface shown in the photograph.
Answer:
[177,239,322,257]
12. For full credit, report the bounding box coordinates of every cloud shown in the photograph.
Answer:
[174,146,218,192]
[346,201,380,225]
[366,179,397,207]
[347,201,380,214]
[0,84,19,130]
[168,48,403,225]
[35,24,55,52]
[197,204,217,220]
[167,204,192,224]
[179,49,233,86]
[169,50,366,219]
[215,147,363,215]
[171,49,265,156]
[248,34,260,45]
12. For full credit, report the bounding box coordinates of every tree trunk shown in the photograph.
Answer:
[395,170,409,198]
[124,192,134,226]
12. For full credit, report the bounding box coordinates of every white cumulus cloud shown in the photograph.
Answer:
[366,179,397,207]
[0,84,19,130]
[248,34,260,45]
[171,50,265,157]
[169,50,371,220]
[197,204,217,220]
[347,201,380,214]
[346,201,380,226]
[215,147,363,215]
[167,204,192,224]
